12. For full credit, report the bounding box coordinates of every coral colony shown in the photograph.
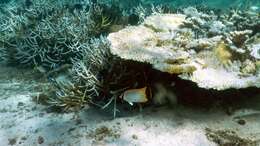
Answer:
[0,0,112,69]
[108,7,260,90]
[0,0,259,116]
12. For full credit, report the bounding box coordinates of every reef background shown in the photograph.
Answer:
[1,0,260,8]
[0,0,260,146]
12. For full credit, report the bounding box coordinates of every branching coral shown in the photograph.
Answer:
[36,5,260,113]
[0,0,133,114]
[47,36,147,114]
[46,36,111,111]
[2,1,258,114]
[71,36,111,94]
[0,0,149,115]
[0,47,7,63]
[48,37,151,114]
[0,0,113,70]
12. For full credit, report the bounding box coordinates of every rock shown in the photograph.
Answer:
[237,119,246,125]
[8,138,17,145]
[17,102,25,107]
[108,9,260,90]
[37,136,44,144]
[132,134,138,140]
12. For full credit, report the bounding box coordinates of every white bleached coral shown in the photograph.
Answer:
[108,14,195,74]
[250,44,260,59]
[144,14,186,32]
[209,21,226,35]
[180,68,260,90]
[108,8,260,90]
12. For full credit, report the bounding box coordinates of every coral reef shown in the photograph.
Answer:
[0,0,113,70]
[47,36,148,113]
[1,0,259,113]
[108,7,260,90]
[0,46,7,63]
[0,0,150,113]
[46,36,111,111]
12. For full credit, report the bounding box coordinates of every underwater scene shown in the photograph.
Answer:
[0,0,260,145]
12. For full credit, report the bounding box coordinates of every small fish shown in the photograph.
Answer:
[121,87,148,105]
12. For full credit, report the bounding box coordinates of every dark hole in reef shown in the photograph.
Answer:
[128,14,139,25]
[174,78,260,109]
[40,59,260,115]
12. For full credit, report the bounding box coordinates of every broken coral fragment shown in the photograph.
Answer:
[108,10,260,90]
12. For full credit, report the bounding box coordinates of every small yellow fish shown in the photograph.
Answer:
[121,87,148,105]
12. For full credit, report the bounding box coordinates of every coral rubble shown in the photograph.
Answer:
[108,7,260,90]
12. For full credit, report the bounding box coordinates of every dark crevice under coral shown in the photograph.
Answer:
[115,62,260,115]
[42,58,260,116]
[139,63,260,109]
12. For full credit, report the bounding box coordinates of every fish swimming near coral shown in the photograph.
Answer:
[121,87,149,105]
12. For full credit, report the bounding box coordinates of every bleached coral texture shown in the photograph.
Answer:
[108,10,260,90]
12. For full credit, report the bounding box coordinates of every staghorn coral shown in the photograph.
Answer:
[108,7,260,90]
[1,0,152,114]
[0,47,7,63]
[47,36,149,113]
[46,36,111,111]
[0,0,133,113]
[70,36,111,96]
[0,0,113,70]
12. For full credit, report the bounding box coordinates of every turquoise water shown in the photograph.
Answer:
[1,0,260,8]
[114,0,260,9]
